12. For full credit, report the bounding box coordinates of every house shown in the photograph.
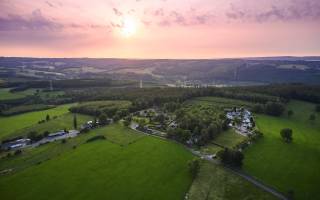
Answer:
[48,131,66,138]
[1,138,31,150]
[168,121,178,129]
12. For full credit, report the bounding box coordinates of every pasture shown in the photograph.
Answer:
[201,129,246,154]
[0,104,73,140]
[188,161,276,200]
[0,123,194,200]
[244,101,320,199]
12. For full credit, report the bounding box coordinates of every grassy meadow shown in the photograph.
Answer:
[201,129,246,155]
[244,101,320,199]
[188,161,277,200]
[0,123,194,200]
[0,104,74,139]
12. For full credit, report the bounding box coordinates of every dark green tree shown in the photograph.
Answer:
[280,128,293,143]
[287,110,294,117]
[73,114,77,129]
[46,114,50,121]
[309,114,316,121]
[315,105,320,112]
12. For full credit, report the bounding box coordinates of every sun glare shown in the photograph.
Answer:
[121,17,138,38]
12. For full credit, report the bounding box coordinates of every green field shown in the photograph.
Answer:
[0,104,74,140]
[0,88,37,100]
[0,124,194,200]
[244,101,320,199]
[201,129,246,154]
[188,161,276,200]
[186,96,254,109]
[11,113,92,138]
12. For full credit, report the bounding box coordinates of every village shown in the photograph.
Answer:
[225,107,255,136]
[1,106,255,156]
[0,120,104,152]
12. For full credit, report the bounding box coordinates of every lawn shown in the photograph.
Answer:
[0,104,74,140]
[0,88,37,100]
[0,123,194,200]
[188,161,277,200]
[243,101,320,200]
[201,129,246,154]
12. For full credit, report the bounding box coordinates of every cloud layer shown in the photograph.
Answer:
[0,0,319,58]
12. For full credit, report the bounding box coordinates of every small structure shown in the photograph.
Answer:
[48,131,66,138]
[168,121,178,129]
[1,138,31,150]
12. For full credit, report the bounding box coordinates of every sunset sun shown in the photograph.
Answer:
[120,17,138,38]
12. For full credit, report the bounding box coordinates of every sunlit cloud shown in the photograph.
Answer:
[0,0,319,58]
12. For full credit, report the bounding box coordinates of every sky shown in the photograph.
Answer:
[0,0,320,58]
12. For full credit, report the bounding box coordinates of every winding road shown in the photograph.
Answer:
[129,122,288,200]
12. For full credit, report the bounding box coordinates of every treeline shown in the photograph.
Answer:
[69,101,131,123]
[65,87,282,111]
[0,104,54,116]
[6,78,113,90]
[246,84,320,103]
[252,101,285,116]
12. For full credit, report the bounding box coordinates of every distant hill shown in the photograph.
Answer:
[0,57,319,85]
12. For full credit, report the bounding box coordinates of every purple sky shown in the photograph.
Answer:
[0,0,319,58]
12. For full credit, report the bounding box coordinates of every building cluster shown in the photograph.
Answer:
[226,107,254,135]
[1,138,31,151]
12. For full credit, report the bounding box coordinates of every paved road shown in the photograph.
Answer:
[129,122,288,200]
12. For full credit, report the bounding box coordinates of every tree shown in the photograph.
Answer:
[46,114,50,121]
[309,114,316,121]
[287,110,294,117]
[316,105,320,112]
[217,148,244,168]
[98,113,108,125]
[188,159,200,179]
[154,114,165,124]
[265,102,285,116]
[123,119,131,127]
[280,128,293,143]
[73,114,77,129]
